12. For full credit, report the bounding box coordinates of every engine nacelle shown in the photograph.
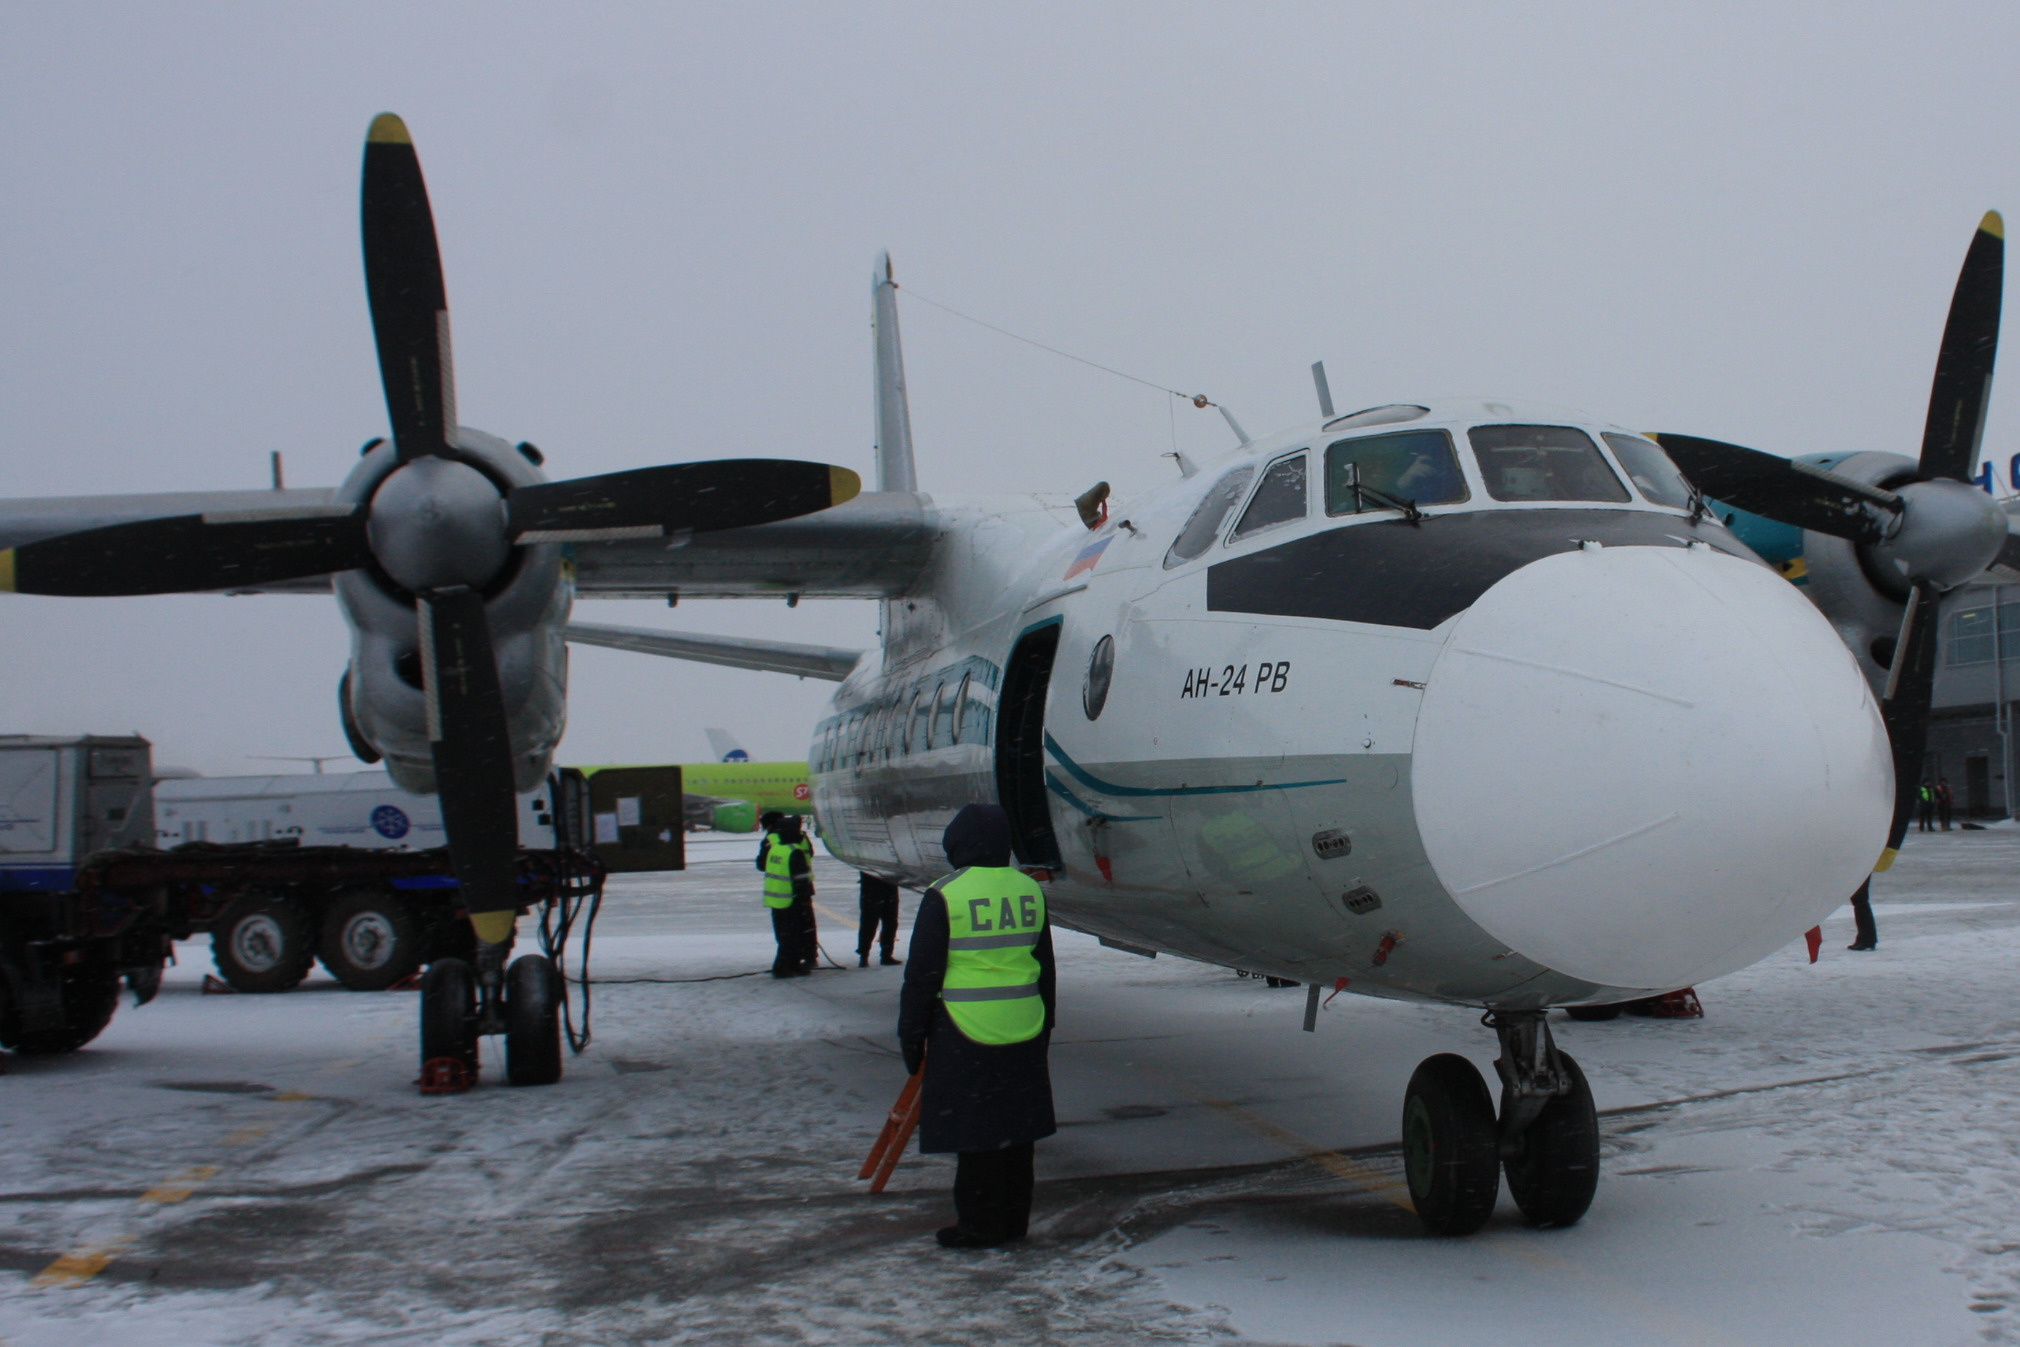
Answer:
[334,429,573,794]
[1760,450,1927,694]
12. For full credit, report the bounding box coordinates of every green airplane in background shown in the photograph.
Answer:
[679,730,810,833]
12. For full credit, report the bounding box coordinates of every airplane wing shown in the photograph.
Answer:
[566,490,935,599]
[565,622,865,680]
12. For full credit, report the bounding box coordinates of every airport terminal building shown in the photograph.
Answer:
[1929,581,2020,817]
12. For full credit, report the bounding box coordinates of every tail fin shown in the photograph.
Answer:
[704,728,750,763]
[872,252,917,493]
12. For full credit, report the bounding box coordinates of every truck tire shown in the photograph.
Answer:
[318,888,422,991]
[212,894,316,993]
[13,968,121,1054]
[505,954,563,1086]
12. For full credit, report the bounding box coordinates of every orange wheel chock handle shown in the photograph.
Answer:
[869,1083,924,1194]
[859,1068,923,1184]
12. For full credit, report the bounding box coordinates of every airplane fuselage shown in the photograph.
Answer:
[810,399,1893,1009]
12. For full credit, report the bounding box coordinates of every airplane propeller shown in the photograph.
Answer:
[1655,212,2006,863]
[0,112,862,946]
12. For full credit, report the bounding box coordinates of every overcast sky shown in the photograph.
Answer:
[3,2,2019,775]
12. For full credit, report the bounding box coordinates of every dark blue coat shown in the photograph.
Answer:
[898,883,1057,1154]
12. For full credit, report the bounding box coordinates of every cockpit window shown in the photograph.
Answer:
[1230,452,1309,541]
[1602,432,1695,509]
[1469,425,1630,503]
[1163,464,1255,569]
[1324,430,1468,515]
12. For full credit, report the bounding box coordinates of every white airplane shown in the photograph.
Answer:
[576,224,2009,1235]
[1,115,2005,1233]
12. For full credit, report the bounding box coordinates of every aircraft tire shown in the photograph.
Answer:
[1565,1004,1624,1021]
[318,888,423,991]
[212,893,316,993]
[11,967,120,1055]
[1401,1053,1501,1235]
[505,954,563,1086]
[1502,1051,1599,1228]
[420,958,479,1075]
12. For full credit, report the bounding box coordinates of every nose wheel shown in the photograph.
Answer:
[417,950,565,1093]
[1401,1011,1599,1234]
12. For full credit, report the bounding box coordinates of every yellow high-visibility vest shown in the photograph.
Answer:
[937,865,1047,1045]
[763,833,796,908]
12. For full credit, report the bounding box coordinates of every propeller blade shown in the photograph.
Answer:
[1919,212,2004,482]
[361,113,455,465]
[0,507,368,596]
[418,587,521,940]
[1876,581,1942,867]
[506,460,863,542]
[1652,434,1897,543]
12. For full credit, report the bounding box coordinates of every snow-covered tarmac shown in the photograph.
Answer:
[5,828,2020,1345]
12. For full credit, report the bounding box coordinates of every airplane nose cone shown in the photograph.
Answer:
[1410,543,1892,991]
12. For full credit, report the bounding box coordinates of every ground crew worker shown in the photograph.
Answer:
[1917,781,1936,832]
[898,804,1056,1248]
[782,816,820,974]
[755,811,785,870]
[1937,777,1955,831]
[858,872,903,967]
[763,815,815,977]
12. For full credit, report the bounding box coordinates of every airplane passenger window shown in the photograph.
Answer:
[1469,425,1630,503]
[1230,453,1309,541]
[1324,430,1467,515]
[1163,465,1255,568]
[1602,433,1695,510]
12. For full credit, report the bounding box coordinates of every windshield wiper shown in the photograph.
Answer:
[1340,464,1424,524]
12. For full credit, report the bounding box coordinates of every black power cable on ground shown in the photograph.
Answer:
[532,773,607,1055]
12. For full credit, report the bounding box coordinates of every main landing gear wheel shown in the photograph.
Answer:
[212,893,316,993]
[419,958,478,1093]
[318,888,422,991]
[1502,1051,1599,1228]
[505,954,562,1087]
[1565,1003,1623,1022]
[1402,1054,1501,1235]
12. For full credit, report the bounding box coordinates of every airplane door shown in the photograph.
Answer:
[996,622,1064,867]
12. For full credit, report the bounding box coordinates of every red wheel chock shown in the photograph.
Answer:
[1629,987,1704,1018]
[419,1057,476,1094]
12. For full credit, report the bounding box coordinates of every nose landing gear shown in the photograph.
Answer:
[1400,1010,1599,1235]
[417,947,563,1093]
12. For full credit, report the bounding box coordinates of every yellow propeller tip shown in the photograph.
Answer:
[1981,210,2004,240]
[0,549,14,593]
[367,113,412,145]
[1874,846,1899,873]
[829,465,863,506]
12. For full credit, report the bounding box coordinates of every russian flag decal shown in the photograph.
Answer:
[1063,535,1113,580]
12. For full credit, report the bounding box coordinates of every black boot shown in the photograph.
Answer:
[881,950,902,966]
[935,1225,1009,1249]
